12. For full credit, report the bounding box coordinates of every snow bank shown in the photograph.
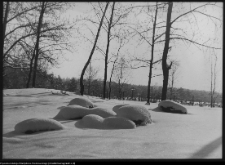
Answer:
[54,105,116,120]
[79,114,136,129]
[114,105,152,126]
[14,118,65,134]
[68,97,95,108]
[158,100,187,114]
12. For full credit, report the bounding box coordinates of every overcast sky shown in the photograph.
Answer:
[49,2,223,93]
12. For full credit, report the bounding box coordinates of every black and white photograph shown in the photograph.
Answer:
[2,2,223,160]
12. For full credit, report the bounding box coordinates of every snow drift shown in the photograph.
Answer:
[3,88,222,159]
[14,118,65,134]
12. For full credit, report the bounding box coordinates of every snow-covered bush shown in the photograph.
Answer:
[54,105,116,120]
[113,105,152,126]
[80,114,104,129]
[68,97,95,108]
[79,114,136,129]
[103,116,136,129]
[158,100,187,114]
[14,118,65,134]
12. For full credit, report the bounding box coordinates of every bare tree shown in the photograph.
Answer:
[3,2,40,75]
[168,60,179,100]
[83,2,133,98]
[102,2,115,99]
[3,2,75,87]
[113,56,130,99]
[159,2,222,100]
[79,2,109,95]
[108,37,126,100]
[127,2,167,104]
[84,61,99,95]
[210,51,218,107]
[31,2,46,87]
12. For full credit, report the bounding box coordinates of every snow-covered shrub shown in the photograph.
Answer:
[103,116,136,129]
[68,97,94,108]
[79,114,136,129]
[158,100,187,114]
[54,105,88,120]
[54,105,116,120]
[80,114,104,129]
[114,105,152,126]
[14,118,65,134]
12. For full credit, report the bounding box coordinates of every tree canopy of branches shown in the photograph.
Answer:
[3,2,75,88]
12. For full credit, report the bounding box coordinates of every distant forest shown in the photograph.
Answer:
[3,68,222,104]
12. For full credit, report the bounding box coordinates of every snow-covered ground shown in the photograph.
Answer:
[3,88,222,159]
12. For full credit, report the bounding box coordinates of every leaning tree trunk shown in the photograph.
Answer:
[146,2,158,105]
[161,2,173,101]
[103,2,115,99]
[32,2,45,88]
[3,2,9,41]
[80,2,109,95]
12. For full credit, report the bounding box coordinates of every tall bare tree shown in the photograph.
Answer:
[31,2,46,87]
[210,51,218,107]
[102,2,115,99]
[3,2,39,75]
[79,2,109,95]
[159,2,222,100]
[127,2,167,104]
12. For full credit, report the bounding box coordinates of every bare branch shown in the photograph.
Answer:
[171,3,220,25]
[156,37,221,49]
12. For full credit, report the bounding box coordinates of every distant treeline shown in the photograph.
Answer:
[3,68,222,104]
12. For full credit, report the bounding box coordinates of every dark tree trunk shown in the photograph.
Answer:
[108,56,118,100]
[118,79,121,99]
[3,2,9,40]
[88,79,91,95]
[32,2,45,88]
[26,48,36,88]
[210,58,213,108]
[103,2,115,99]
[80,2,109,95]
[161,2,173,101]
[3,2,10,76]
[146,2,158,105]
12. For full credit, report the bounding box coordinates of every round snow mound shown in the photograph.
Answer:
[54,105,116,120]
[80,114,136,129]
[68,97,94,108]
[80,114,104,129]
[114,105,152,126]
[112,104,129,112]
[103,117,136,129]
[14,118,65,134]
[158,100,187,114]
